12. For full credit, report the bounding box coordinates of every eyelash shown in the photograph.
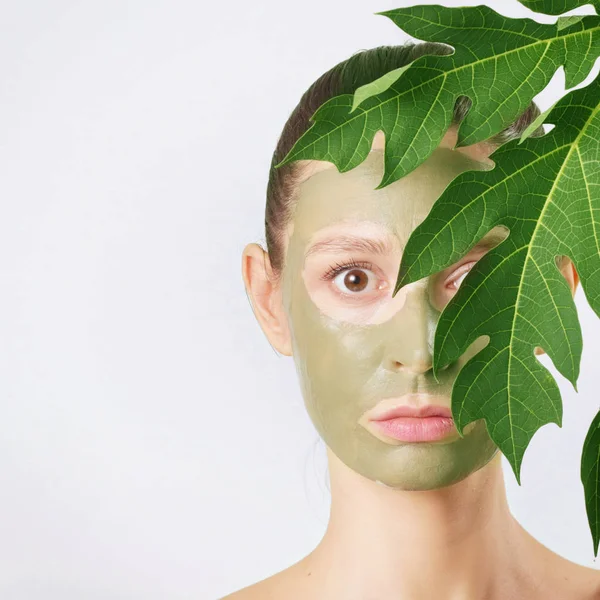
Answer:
[319,258,478,291]
[320,259,376,282]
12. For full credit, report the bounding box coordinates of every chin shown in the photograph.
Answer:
[328,421,500,491]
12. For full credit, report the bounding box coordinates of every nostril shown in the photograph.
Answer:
[388,359,434,374]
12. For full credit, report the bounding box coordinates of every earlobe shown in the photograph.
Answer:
[241,243,293,356]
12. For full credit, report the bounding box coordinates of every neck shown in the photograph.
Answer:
[302,447,547,600]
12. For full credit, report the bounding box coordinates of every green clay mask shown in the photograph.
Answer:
[282,147,506,490]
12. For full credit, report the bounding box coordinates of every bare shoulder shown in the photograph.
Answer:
[218,575,282,600]
[574,563,600,599]
[217,573,296,600]
[218,580,271,600]
[218,556,314,600]
[549,556,600,599]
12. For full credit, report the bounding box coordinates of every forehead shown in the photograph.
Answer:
[288,146,491,248]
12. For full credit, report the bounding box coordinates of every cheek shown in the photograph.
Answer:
[292,322,388,446]
[285,270,390,430]
[290,304,380,391]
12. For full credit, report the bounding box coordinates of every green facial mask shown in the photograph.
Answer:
[282,147,502,490]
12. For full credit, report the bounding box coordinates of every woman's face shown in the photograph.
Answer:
[280,142,506,490]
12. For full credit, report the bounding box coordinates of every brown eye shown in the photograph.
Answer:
[345,269,367,291]
[333,268,375,294]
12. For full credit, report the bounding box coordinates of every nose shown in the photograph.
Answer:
[382,280,436,375]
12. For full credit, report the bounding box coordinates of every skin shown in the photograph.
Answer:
[282,141,501,491]
[229,128,599,600]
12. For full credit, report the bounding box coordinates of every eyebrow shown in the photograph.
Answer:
[304,235,396,258]
[304,228,508,259]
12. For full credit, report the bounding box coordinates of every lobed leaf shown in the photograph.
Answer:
[518,0,599,15]
[351,64,414,113]
[395,73,600,488]
[581,408,600,557]
[276,5,600,189]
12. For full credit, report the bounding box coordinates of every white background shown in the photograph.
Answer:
[2,1,600,598]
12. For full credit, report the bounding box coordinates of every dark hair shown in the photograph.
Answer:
[265,42,544,277]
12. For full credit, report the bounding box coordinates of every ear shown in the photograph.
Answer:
[534,256,579,357]
[558,255,579,294]
[241,243,292,356]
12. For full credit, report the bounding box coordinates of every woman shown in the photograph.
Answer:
[226,43,597,599]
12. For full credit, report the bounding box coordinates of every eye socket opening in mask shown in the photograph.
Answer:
[301,221,509,326]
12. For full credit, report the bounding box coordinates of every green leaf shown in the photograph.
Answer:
[518,0,599,15]
[557,15,586,30]
[350,64,413,113]
[518,99,559,143]
[581,408,600,557]
[395,74,600,486]
[276,5,600,190]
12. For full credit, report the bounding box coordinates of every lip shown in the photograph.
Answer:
[369,403,452,421]
[360,394,457,443]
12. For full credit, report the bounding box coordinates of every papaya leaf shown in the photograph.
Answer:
[394,74,600,489]
[351,64,413,113]
[518,99,559,142]
[557,14,586,29]
[581,408,600,557]
[517,0,599,15]
[275,5,600,189]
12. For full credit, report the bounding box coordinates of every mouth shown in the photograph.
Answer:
[360,393,458,443]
